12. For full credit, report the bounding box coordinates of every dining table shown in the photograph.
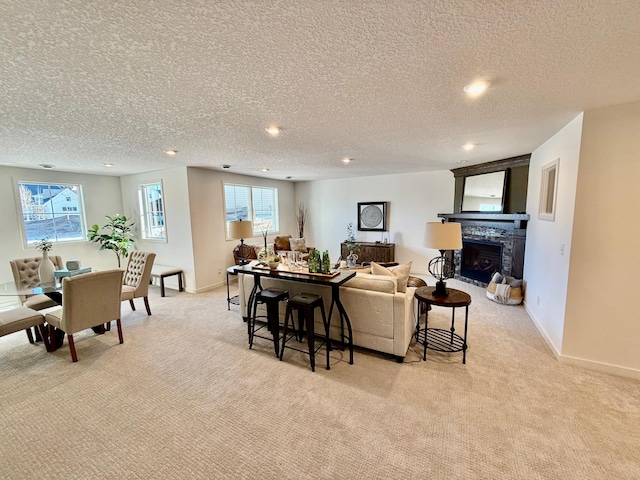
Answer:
[0,275,104,351]
[233,263,357,364]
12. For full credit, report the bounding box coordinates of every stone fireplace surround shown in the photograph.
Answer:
[437,213,530,287]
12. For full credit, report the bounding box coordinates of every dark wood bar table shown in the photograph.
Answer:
[233,264,357,365]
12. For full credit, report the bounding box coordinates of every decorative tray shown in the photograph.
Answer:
[252,264,340,278]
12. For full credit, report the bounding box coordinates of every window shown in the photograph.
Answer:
[17,181,87,245]
[224,183,279,237]
[138,182,166,241]
[539,159,559,221]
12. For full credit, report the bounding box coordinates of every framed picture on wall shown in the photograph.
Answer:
[357,202,387,231]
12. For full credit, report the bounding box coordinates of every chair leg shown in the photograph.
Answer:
[143,296,151,315]
[25,328,34,344]
[129,299,136,311]
[105,321,111,331]
[116,318,124,344]
[68,334,78,362]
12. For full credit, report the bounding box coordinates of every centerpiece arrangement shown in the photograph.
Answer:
[257,222,280,269]
[35,237,56,285]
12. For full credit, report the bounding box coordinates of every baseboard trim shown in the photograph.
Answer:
[523,301,640,380]
[523,300,561,358]
[190,281,225,294]
[558,355,640,380]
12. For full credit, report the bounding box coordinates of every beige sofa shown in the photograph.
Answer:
[237,269,418,361]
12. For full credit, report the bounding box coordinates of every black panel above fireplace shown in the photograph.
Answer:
[461,240,502,283]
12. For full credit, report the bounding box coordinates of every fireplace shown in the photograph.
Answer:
[438,213,530,287]
[461,240,502,283]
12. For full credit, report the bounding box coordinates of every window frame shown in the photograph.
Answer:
[538,159,559,222]
[223,183,279,240]
[138,181,167,242]
[15,180,88,247]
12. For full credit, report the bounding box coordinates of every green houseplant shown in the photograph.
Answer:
[87,214,135,267]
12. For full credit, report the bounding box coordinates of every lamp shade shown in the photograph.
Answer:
[229,220,253,239]
[424,222,462,250]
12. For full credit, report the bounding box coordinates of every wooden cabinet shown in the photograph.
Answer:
[340,242,395,264]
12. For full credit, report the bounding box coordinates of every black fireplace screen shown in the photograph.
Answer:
[461,240,502,283]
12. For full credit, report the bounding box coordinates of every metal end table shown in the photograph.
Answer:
[414,286,472,364]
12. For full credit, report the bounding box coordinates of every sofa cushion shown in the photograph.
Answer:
[274,235,292,251]
[371,261,412,293]
[289,237,308,252]
[344,272,397,294]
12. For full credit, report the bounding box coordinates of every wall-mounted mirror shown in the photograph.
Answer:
[461,170,507,213]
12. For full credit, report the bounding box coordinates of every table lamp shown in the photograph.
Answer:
[229,219,254,265]
[424,221,462,296]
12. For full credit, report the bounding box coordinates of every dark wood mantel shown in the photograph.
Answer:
[438,213,530,229]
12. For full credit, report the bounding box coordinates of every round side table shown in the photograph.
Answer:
[414,286,472,364]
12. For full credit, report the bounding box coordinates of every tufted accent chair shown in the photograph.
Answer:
[121,251,156,315]
[10,256,64,345]
[10,256,64,311]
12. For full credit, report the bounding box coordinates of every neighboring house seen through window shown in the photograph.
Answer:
[138,182,166,241]
[17,181,87,245]
[224,183,279,238]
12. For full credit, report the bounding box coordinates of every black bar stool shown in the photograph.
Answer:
[279,293,330,372]
[249,287,289,356]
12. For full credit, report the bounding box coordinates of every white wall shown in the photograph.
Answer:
[294,170,455,274]
[186,168,296,292]
[0,166,124,283]
[120,167,196,291]
[523,114,583,355]
[563,101,640,376]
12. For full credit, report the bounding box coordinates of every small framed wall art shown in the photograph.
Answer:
[358,202,387,231]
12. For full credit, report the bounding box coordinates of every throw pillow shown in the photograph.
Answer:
[371,261,412,293]
[289,237,307,253]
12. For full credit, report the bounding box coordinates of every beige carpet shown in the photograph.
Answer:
[1,278,638,479]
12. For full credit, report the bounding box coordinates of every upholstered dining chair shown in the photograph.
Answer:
[9,256,64,343]
[44,269,124,362]
[121,251,156,315]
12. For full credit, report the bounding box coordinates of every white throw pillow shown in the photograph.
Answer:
[371,261,412,293]
[289,237,307,252]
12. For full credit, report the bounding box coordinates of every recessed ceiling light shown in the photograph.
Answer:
[456,160,468,164]
[463,80,490,97]
[342,157,352,164]
[39,164,55,169]
[103,163,114,167]
[221,164,231,169]
[265,126,281,136]
[165,149,178,155]
[261,168,269,172]
[463,143,475,151]
[285,176,292,179]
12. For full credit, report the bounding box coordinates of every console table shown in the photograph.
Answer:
[414,286,471,364]
[340,242,395,264]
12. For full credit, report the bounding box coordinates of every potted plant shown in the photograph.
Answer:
[87,214,135,267]
[344,223,360,267]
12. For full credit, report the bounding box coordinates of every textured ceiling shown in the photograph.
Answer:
[1,0,640,181]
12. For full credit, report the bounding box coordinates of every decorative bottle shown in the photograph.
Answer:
[309,250,319,273]
[322,251,330,274]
